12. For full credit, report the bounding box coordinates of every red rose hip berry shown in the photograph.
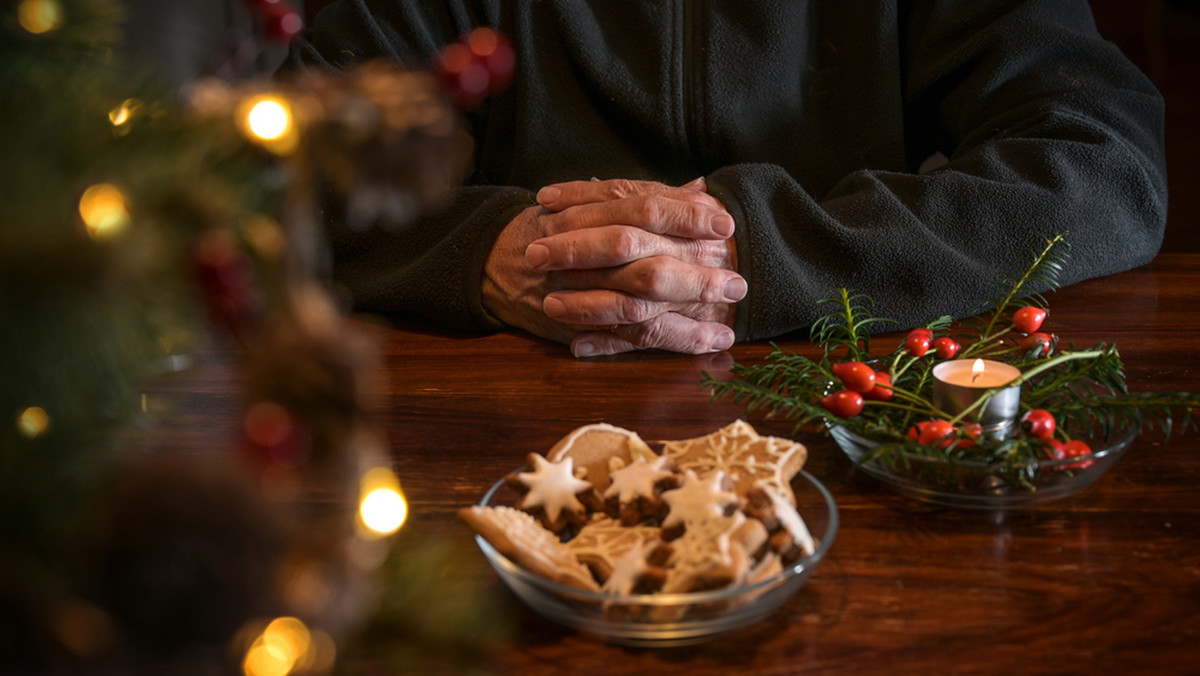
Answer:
[905,329,932,357]
[1021,409,1056,440]
[832,361,877,393]
[822,389,864,418]
[1012,306,1048,334]
[933,337,960,359]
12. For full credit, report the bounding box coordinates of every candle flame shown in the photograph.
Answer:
[971,359,985,384]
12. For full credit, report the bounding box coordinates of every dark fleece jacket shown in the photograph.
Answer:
[282,0,1166,341]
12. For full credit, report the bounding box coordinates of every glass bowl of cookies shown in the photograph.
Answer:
[460,421,839,647]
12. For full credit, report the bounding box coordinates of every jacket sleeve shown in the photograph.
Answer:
[705,0,1167,341]
[281,0,528,332]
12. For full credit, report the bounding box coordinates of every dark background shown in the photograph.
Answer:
[117,0,1198,252]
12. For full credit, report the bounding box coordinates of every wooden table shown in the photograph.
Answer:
[151,253,1200,674]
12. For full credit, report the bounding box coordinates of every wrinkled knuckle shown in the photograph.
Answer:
[631,196,661,227]
[618,296,655,324]
[609,179,637,199]
[630,263,668,297]
[624,319,666,349]
[614,229,643,260]
[697,273,726,304]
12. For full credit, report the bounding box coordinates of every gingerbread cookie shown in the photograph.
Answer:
[602,455,678,525]
[565,517,662,582]
[661,512,756,593]
[547,423,655,495]
[659,419,807,505]
[458,505,599,591]
[745,481,815,562]
[506,452,595,533]
[660,469,738,537]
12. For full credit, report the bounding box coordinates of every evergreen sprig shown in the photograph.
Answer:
[704,235,1197,489]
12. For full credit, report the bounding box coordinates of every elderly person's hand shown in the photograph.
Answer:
[482,178,743,357]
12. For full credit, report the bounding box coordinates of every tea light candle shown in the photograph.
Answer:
[932,359,1022,437]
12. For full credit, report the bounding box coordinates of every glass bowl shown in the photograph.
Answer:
[831,424,1137,509]
[472,469,838,647]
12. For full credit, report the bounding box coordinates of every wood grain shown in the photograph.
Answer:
[137,254,1200,674]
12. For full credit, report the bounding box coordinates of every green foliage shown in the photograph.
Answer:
[705,235,1198,476]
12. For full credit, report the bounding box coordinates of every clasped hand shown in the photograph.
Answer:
[482,178,744,357]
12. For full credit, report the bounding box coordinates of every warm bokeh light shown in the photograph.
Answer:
[17,406,50,438]
[246,96,293,141]
[244,401,292,448]
[78,183,130,239]
[54,601,114,657]
[242,617,312,676]
[108,98,140,128]
[18,0,61,34]
[359,467,407,536]
[237,94,298,155]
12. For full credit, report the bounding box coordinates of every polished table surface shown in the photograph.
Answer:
[157,253,1200,674]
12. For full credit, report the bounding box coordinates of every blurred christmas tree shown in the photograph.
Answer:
[0,0,510,672]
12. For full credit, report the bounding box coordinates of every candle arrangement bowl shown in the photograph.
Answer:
[830,422,1137,509]
[473,470,838,647]
[706,236,1198,508]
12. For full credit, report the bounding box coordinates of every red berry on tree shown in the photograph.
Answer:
[433,42,491,108]
[832,361,876,393]
[1012,306,1048,334]
[822,389,864,418]
[465,27,515,93]
[260,1,303,43]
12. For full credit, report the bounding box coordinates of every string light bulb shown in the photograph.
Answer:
[358,466,407,536]
[238,94,298,155]
[18,0,62,34]
[242,616,315,676]
[78,183,130,239]
[16,406,50,438]
[108,99,142,135]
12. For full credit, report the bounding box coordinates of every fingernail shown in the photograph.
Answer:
[543,296,566,318]
[683,176,706,190]
[537,186,561,204]
[525,243,549,268]
[712,213,734,238]
[710,332,734,352]
[723,277,747,302]
[573,341,595,357]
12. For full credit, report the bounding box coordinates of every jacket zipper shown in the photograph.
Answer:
[682,0,701,168]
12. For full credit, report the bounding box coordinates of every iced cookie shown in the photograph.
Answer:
[458,505,599,591]
[603,455,678,525]
[505,453,595,533]
[547,423,656,495]
[566,517,663,584]
[659,419,807,505]
[661,512,760,593]
[660,469,738,538]
[745,482,816,563]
